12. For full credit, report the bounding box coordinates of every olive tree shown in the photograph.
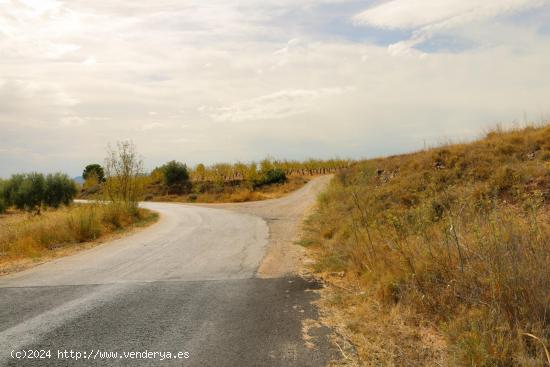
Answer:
[12,173,46,213]
[0,173,77,213]
[44,173,78,208]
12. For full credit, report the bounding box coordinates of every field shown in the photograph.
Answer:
[302,125,550,366]
[145,175,311,203]
[0,203,158,274]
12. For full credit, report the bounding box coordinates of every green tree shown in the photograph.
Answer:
[2,174,23,207]
[83,164,105,183]
[162,161,190,186]
[44,173,78,208]
[13,173,46,213]
[157,161,190,194]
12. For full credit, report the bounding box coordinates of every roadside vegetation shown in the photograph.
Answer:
[0,141,157,273]
[80,158,351,203]
[303,124,550,366]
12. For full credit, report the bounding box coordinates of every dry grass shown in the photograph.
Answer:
[303,124,550,366]
[148,175,310,203]
[0,203,158,274]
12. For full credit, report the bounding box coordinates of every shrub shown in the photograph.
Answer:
[0,197,5,214]
[103,141,144,206]
[158,160,190,194]
[66,206,102,242]
[162,160,189,186]
[101,202,126,229]
[44,173,78,208]
[255,168,287,187]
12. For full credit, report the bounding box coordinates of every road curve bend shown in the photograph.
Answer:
[0,176,336,366]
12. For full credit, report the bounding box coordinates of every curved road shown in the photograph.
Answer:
[0,176,335,366]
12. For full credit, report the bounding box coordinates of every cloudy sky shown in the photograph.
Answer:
[1,0,550,176]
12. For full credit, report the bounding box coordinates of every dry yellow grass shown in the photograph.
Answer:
[303,124,550,366]
[0,203,158,274]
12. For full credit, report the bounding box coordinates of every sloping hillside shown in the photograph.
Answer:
[305,125,550,366]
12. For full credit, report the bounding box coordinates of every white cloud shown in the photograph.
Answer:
[353,0,546,29]
[206,88,348,122]
[0,0,549,176]
[141,122,165,131]
[353,0,549,54]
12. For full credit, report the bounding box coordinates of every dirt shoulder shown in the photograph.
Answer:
[202,175,333,278]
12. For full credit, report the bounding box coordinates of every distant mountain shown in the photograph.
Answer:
[73,176,84,184]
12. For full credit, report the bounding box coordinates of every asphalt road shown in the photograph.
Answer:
[0,176,336,366]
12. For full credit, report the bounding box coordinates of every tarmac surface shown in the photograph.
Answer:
[0,176,336,366]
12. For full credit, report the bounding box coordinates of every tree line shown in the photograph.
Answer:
[187,158,352,182]
[1,141,353,213]
[0,173,77,214]
[79,155,353,197]
[0,141,143,214]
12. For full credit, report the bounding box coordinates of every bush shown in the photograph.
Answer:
[162,161,189,186]
[0,197,5,214]
[44,173,78,208]
[66,206,102,242]
[103,141,144,206]
[159,160,190,194]
[255,168,287,187]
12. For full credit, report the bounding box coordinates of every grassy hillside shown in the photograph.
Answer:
[304,125,550,366]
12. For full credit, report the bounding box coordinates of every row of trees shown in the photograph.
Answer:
[0,173,77,214]
[1,141,144,214]
[81,155,351,197]
[187,158,352,183]
[147,160,288,193]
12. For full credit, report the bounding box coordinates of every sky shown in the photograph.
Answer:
[1,0,550,177]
